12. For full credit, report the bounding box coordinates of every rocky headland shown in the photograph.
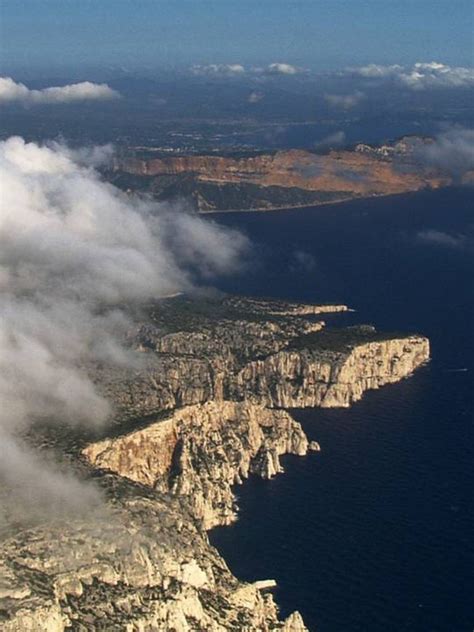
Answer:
[106,137,457,212]
[0,295,429,630]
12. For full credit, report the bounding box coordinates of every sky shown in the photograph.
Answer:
[0,0,472,75]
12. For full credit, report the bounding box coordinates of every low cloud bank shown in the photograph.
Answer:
[324,91,365,109]
[265,62,301,75]
[188,60,471,87]
[0,77,119,104]
[417,229,466,248]
[314,131,346,151]
[190,63,245,76]
[0,137,248,518]
[417,128,474,179]
[349,62,474,89]
[416,226,474,254]
[190,62,304,76]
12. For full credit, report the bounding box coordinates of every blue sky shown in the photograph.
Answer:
[0,0,472,74]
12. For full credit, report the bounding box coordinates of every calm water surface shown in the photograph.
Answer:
[208,188,474,632]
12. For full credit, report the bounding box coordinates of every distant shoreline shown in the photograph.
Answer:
[201,185,454,216]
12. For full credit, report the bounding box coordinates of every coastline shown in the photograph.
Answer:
[197,185,447,215]
[0,296,430,630]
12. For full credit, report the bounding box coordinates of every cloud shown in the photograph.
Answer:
[0,77,119,104]
[0,435,104,524]
[189,62,304,77]
[314,131,346,151]
[416,229,468,249]
[0,136,248,519]
[400,63,474,89]
[265,62,301,75]
[351,63,404,78]
[416,128,474,178]
[324,91,365,109]
[248,90,264,103]
[49,141,116,168]
[349,62,474,89]
[290,250,317,273]
[190,63,245,76]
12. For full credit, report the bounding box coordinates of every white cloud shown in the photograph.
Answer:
[248,90,264,103]
[265,62,301,75]
[416,128,474,177]
[324,91,365,109]
[400,62,474,89]
[351,63,403,78]
[349,62,474,89]
[0,136,248,517]
[190,63,246,76]
[0,77,120,104]
[190,62,304,77]
[314,131,346,150]
[290,250,317,272]
[417,229,466,248]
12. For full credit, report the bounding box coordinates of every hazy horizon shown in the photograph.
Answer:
[1,0,472,76]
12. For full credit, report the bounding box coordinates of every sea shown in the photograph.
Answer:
[207,187,473,632]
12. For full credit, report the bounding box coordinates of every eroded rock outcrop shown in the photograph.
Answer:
[83,401,309,529]
[0,484,307,631]
[232,334,430,408]
[96,309,429,422]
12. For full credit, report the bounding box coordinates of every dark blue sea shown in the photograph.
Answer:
[208,187,474,632]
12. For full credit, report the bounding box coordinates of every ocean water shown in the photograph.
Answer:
[208,187,474,632]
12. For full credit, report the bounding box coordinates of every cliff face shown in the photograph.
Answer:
[82,332,428,533]
[109,140,449,211]
[232,335,430,408]
[81,300,429,535]
[83,401,310,530]
[96,316,429,423]
[116,147,443,195]
[0,295,430,631]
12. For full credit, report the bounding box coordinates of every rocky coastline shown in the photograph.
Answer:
[0,295,430,630]
[107,137,454,212]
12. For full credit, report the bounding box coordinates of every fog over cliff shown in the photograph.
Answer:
[0,136,248,519]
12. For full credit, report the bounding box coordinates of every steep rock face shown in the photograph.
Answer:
[1,296,430,631]
[116,147,445,195]
[110,141,449,211]
[83,335,429,532]
[92,297,335,423]
[83,401,309,529]
[0,488,307,631]
[233,336,430,408]
[96,327,429,424]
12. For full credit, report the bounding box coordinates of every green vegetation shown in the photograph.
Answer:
[105,170,353,212]
[289,325,408,353]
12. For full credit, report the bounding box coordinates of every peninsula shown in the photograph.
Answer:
[106,137,467,212]
[0,295,429,630]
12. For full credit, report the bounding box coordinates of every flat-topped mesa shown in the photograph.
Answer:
[83,401,309,530]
